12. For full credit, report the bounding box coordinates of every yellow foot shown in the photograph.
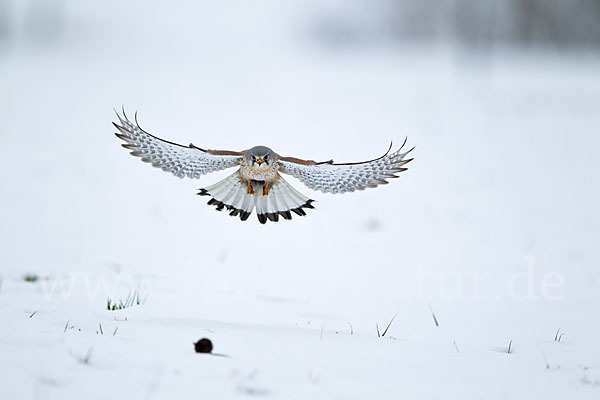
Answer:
[247,180,254,194]
[263,183,269,196]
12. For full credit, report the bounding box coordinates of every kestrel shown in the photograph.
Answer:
[113,110,414,224]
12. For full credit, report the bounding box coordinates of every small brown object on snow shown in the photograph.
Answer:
[194,338,213,353]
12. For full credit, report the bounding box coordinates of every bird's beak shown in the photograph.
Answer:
[255,157,265,166]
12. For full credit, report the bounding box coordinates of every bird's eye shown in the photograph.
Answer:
[264,154,268,159]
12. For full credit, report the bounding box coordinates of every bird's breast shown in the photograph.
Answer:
[240,163,278,181]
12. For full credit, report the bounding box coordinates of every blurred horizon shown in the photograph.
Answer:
[2,0,600,53]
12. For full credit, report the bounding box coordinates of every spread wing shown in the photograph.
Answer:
[113,110,242,179]
[278,140,414,194]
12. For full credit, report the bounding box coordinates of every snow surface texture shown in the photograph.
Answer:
[1,1,599,399]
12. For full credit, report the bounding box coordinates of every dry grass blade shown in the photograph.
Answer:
[376,314,396,338]
[554,328,565,342]
[429,303,439,327]
[381,314,396,337]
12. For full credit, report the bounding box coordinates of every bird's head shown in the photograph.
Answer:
[246,146,276,168]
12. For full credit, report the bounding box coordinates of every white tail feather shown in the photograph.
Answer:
[198,171,314,223]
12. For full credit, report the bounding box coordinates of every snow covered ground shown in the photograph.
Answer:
[1,1,599,399]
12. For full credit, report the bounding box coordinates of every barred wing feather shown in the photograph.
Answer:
[113,110,242,179]
[278,141,414,194]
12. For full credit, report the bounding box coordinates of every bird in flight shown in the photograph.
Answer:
[113,109,414,224]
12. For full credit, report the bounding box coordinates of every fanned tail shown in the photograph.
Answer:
[198,171,314,224]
